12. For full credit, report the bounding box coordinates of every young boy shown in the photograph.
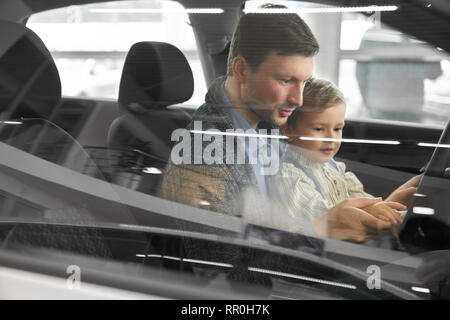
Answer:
[277,78,407,226]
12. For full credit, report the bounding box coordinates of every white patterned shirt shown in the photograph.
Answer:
[276,145,373,222]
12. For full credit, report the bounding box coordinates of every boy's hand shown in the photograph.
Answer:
[363,201,406,226]
[386,174,423,206]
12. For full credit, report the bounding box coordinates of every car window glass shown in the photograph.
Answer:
[1,0,450,300]
[26,0,207,107]
[245,0,450,127]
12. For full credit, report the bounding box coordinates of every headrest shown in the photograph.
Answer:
[0,20,61,119]
[118,41,194,110]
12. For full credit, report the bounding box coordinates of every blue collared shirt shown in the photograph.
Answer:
[218,81,270,197]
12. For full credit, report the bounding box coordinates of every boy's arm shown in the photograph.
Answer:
[386,174,422,206]
[337,162,409,224]
[336,161,374,199]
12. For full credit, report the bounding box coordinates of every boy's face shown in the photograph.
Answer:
[287,103,346,163]
[240,52,314,127]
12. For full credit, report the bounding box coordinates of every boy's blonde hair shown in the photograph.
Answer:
[287,78,345,128]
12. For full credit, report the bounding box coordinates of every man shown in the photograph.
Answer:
[161,4,401,242]
[161,5,316,213]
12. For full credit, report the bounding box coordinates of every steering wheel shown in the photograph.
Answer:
[399,118,450,253]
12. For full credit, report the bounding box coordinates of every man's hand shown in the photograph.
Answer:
[312,197,392,243]
[363,201,406,226]
[386,174,423,206]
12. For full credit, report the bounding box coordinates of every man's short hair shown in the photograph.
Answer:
[226,4,320,76]
[287,78,346,128]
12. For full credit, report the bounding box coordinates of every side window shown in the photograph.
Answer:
[338,12,449,127]
[245,1,450,127]
[26,0,207,107]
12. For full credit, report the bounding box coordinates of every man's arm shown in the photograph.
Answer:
[159,163,234,214]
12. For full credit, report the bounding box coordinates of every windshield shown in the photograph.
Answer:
[0,0,449,300]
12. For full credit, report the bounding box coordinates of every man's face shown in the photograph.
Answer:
[241,52,314,127]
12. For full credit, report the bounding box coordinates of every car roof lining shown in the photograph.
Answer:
[2,0,449,87]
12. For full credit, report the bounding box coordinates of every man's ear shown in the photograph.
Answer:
[232,56,248,84]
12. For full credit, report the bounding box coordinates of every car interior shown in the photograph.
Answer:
[1,0,445,192]
[0,0,449,299]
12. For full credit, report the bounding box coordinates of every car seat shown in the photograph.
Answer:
[0,20,66,161]
[0,20,106,178]
[0,20,61,122]
[107,41,194,194]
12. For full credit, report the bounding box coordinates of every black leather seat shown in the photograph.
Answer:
[0,21,107,179]
[0,20,61,122]
[0,21,69,162]
[107,41,194,194]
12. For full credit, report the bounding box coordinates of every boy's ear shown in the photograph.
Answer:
[281,124,296,143]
